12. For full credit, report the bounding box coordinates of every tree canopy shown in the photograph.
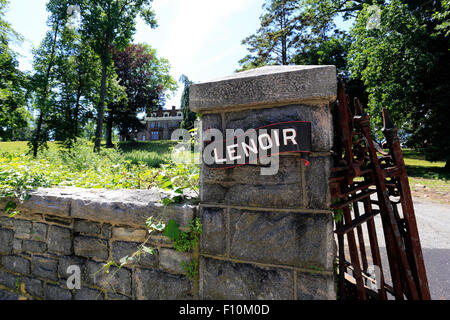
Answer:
[107,43,177,146]
[0,0,30,141]
[240,0,450,169]
[72,0,158,152]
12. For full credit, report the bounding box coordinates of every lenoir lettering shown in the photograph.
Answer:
[211,128,298,164]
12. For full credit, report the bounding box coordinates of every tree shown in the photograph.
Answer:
[73,0,158,152]
[179,75,196,130]
[349,0,450,169]
[107,43,176,147]
[48,25,102,150]
[292,34,351,78]
[238,0,374,70]
[0,0,30,141]
[239,0,303,69]
[239,0,368,101]
[29,0,69,156]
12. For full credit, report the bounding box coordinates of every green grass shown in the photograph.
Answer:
[0,140,199,195]
[0,141,61,155]
[0,140,180,168]
[400,149,450,197]
[402,149,449,181]
[118,140,178,167]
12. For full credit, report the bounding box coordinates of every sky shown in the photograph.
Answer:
[4,0,266,109]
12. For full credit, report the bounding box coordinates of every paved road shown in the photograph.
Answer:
[349,198,450,300]
[412,199,450,300]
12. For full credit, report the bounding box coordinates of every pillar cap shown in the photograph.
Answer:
[190,65,337,113]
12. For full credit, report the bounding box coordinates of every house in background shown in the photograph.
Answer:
[121,106,183,141]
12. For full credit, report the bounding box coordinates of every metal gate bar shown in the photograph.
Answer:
[329,82,431,300]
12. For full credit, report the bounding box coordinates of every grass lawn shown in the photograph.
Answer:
[0,141,60,155]
[0,140,179,168]
[402,149,449,204]
[118,140,178,167]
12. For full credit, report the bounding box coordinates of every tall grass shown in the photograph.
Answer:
[118,140,178,168]
[0,140,179,169]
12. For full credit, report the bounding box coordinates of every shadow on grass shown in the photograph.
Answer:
[405,166,450,181]
[401,149,449,181]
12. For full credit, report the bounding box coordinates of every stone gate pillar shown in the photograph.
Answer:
[190,65,337,300]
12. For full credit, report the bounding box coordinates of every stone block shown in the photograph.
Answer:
[190,65,337,113]
[0,269,16,289]
[70,188,195,229]
[13,220,32,240]
[159,248,192,274]
[148,234,172,246]
[20,276,44,298]
[305,156,332,209]
[202,156,303,186]
[0,228,14,254]
[85,260,131,296]
[48,225,73,255]
[229,210,335,270]
[1,255,30,274]
[297,272,336,300]
[201,182,303,208]
[45,284,72,300]
[111,241,157,268]
[73,287,104,300]
[133,268,192,300]
[12,239,22,252]
[201,114,222,130]
[0,289,18,300]
[199,207,227,256]
[112,227,146,242]
[31,256,58,281]
[58,256,85,279]
[22,240,47,254]
[31,223,48,241]
[74,220,101,235]
[16,189,71,217]
[200,257,293,300]
[74,235,108,260]
[0,216,13,228]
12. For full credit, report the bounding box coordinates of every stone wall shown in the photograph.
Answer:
[0,188,196,300]
[0,65,338,301]
[190,65,337,300]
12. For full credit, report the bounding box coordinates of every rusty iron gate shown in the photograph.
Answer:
[329,82,431,300]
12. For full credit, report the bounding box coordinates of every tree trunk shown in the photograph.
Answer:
[32,113,44,158]
[105,112,114,148]
[94,58,108,153]
[74,87,81,138]
[31,20,60,158]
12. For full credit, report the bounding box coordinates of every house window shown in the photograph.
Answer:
[142,135,146,141]
[151,132,159,140]
[151,122,155,128]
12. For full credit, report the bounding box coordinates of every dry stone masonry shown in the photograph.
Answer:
[190,65,337,300]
